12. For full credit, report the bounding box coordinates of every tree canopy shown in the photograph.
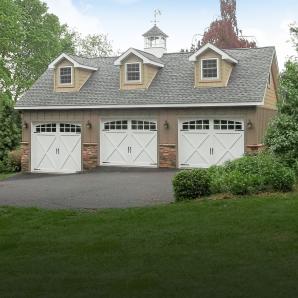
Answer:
[0,0,114,101]
[195,0,256,50]
[265,25,298,168]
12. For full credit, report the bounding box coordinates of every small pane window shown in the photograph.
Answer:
[60,123,81,133]
[202,59,218,79]
[182,120,210,130]
[131,120,156,131]
[104,120,128,131]
[60,67,72,84]
[35,123,56,133]
[126,63,141,82]
[214,120,243,131]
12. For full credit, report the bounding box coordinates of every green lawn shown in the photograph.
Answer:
[0,173,15,181]
[1,193,298,298]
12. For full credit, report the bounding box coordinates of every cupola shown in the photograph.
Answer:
[142,25,168,58]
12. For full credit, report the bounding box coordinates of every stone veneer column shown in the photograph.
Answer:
[159,144,177,168]
[83,143,98,170]
[21,142,30,172]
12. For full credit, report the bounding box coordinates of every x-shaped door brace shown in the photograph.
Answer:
[213,133,243,165]
[59,136,81,169]
[182,133,210,165]
[104,133,128,163]
[34,136,57,170]
[131,133,156,164]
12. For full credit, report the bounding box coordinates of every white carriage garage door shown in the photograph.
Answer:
[179,119,244,168]
[31,123,81,173]
[100,119,157,167]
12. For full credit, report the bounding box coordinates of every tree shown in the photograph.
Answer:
[0,93,20,161]
[194,0,256,50]
[265,61,298,166]
[75,33,113,58]
[0,0,75,101]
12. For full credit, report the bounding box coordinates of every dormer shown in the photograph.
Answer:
[189,43,238,88]
[114,48,164,91]
[142,25,169,58]
[49,53,98,92]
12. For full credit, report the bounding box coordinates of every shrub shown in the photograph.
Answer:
[208,165,228,194]
[213,154,296,195]
[173,169,211,201]
[0,149,22,173]
[6,149,22,172]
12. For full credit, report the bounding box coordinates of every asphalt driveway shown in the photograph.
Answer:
[0,168,176,209]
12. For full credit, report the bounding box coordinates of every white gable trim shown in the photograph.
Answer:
[48,53,98,71]
[189,43,238,64]
[15,102,263,110]
[114,48,164,68]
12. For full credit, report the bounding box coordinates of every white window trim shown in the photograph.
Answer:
[58,66,74,86]
[201,58,220,81]
[125,62,142,84]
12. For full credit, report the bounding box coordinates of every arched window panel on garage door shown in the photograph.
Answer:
[60,123,81,133]
[182,120,210,131]
[34,123,56,133]
[214,120,243,131]
[131,120,157,131]
[104,120,128,131]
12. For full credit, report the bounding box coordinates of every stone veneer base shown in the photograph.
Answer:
[83,143,98,170]
[159,144,176,168]
[21,142,30,172]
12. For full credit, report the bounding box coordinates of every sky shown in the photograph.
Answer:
[44,0,298,68]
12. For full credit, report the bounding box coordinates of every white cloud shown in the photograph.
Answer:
[246,20,297,69]
[44,0,103,35]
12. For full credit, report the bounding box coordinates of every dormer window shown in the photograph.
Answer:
[59,66,73,84]
[125,63,141,83]
[201,58,219,80]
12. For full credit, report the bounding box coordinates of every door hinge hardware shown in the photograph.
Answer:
[102,162,111,164]
[34,168,40,171]
[180,163,189,166]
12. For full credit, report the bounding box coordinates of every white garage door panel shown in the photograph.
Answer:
[31,123,81,173]
[101,131,130,165]
[179,132,212,168]
[100,119,157,167]
[57,134,81,171]
[179,119,244,168]
[213,132,244,166]
[131,131,157,166]
[32,134,59,172]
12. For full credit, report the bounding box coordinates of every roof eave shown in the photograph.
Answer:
[189,43,238,64]
[48,53,98,71]
[114,48,164,68]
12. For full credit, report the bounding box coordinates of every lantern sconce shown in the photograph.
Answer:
[86,120,92,129]
[163,120,170,130]
[22,122,28,129]
[247,120,253,129]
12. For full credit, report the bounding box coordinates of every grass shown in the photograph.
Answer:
[1,193,298,298]
[0,172,15,181]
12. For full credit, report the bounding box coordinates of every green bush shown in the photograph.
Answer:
[173,169,211,201]
[0,149,22,173]
[208,165,228,194]
[213,154,296,195]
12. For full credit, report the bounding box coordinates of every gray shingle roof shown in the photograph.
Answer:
[16,47,275,108]
[142,25,169,38]
[133,48,164,65]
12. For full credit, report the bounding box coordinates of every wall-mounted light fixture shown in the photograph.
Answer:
[163,120,169,130]
[247,120,253,129]
[22,122,28,129]
[86,120,92,129]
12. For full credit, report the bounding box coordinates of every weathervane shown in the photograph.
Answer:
[152,9,161,26]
